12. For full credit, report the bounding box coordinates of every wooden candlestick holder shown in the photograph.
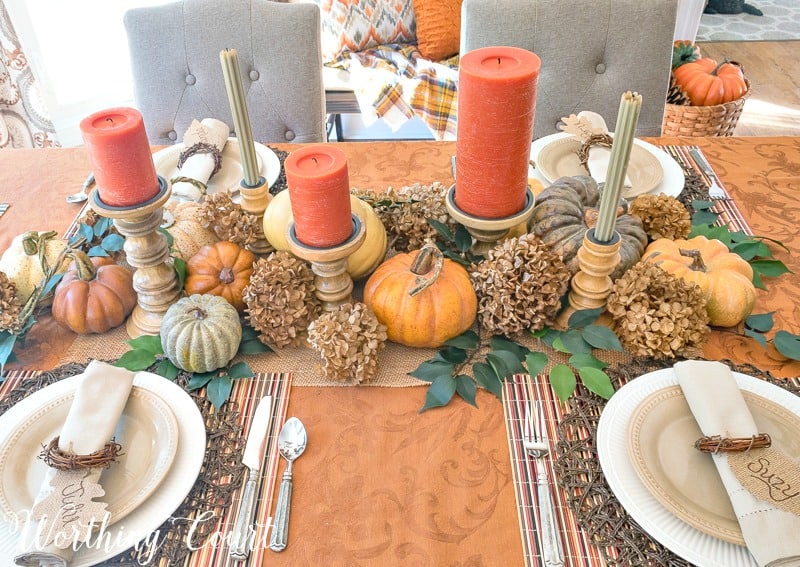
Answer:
[286,214,366,311]
[445,185,535,255]
[239,176,274,256]
[90,177,181,338]
[556,228,621,328]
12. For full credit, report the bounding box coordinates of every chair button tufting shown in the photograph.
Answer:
[249,70,260,81]
[185,74,196,85]
[168,130,178,141]
[285,130,295,141]
[595,63,606,74]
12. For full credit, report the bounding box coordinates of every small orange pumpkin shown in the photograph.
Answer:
[363,245,477,348]
[51,251,137,334]
[643,235,756,327]
[672,58,748,106]
[185,241,255,312]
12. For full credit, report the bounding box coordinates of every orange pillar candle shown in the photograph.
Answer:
[285,145,353,248]
[80,107,160,208]
[455,47,540,218]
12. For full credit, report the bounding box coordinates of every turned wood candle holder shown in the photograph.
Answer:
[238,176,274,256]
[90,176,181,338]
[445,185,535,255]
[556,228,621,328]
[286,214,366,311]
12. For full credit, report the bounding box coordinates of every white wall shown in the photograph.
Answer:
[4,0,173,146]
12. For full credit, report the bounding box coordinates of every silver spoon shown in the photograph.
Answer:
[66,173,95,204]
[269,417,307,552]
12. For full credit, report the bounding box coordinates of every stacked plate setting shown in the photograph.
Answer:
[597,369,800,566]
[0,373,206,566]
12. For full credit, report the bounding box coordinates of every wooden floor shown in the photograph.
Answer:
[697,40,800,136]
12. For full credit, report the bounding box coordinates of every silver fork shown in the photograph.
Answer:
[689,148,726,199]
[523,401,564,566]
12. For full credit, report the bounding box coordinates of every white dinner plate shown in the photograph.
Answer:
[0,383,179,527]
[597,368,800,567]
[628,385,800,546]
[530,132,685,198]
[152,137,281,195]
[0,371,206,566]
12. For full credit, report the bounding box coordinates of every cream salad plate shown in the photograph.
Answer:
[0,371,206,566]
[597,368,800,567]
[152,138,281,196]
[530,132,685,198]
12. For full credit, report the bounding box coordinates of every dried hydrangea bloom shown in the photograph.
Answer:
[242,252,321,348]
[470,233,570,336]
[198,191,259,247]
[307,302,387,384]
[629,194,692,241]
[607,261,709,358]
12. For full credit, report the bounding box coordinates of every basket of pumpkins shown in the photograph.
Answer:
[662,40,750,137]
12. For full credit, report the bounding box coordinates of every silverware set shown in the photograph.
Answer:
[523,400,564,566]
[229,406,307,562]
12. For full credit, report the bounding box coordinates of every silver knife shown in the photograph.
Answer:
[688,147,715,178]
[230,395,273,561]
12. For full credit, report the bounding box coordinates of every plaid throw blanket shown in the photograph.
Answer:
[331,43,459,141]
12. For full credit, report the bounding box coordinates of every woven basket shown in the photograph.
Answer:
[661,81,750,137]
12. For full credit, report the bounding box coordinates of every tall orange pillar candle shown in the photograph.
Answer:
[79,107,160,207]
[455,47,540,218]
[285,145,353,248]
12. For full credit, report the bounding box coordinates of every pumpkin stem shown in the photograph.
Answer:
[70,250,98,281]
[219,267,235,285]
[409,244,444,296]
[189,307,208,320]
[679,248,707,271]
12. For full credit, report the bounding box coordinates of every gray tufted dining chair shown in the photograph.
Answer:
[460,0,679,139]
[124,0,327,145]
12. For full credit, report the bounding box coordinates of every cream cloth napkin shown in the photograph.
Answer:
[675,360,800,567]
[171,118,230,202]
[15,360,135,567]
[576,111,632,189]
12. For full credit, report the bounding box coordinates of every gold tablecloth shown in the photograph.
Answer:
[1,138,799,566]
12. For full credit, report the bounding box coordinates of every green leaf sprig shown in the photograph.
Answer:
[690,200,791,289]
[743,312,800,361]
[531,308,621,401]
[69,217,125,258]
[114,325,271,409]
[410,330,529,413]
[427,219,484,266]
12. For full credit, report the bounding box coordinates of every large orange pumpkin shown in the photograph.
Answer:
[51,251,136,334]
[672,58,748,106]
[185,241,255,312]
[363,245,477,348]
[643,235,756,327]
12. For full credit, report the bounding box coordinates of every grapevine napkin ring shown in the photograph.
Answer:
[39,436,123,471]
[694,433,772,453]
[576,133,613,173]
[177,142,223,176]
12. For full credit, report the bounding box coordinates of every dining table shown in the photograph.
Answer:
[0,135,799,567]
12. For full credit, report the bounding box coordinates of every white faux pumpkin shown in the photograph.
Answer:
[0,231,69,303]
[164,200,219,261]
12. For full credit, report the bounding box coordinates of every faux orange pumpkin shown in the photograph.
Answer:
[363,245,477,348]
[672,58,748,106]
[643,235,756,327]
[51,251,136,334]
[185,241,255,312]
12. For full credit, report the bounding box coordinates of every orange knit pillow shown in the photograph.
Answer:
[412,0,463,61]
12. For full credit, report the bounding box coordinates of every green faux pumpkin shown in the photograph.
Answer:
[527,176,648,280]
[160,294,242,373]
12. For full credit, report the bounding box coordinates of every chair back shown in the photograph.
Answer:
[124,0,326,145]
[460,0,678,139]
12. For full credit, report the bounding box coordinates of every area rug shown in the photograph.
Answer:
[697,0,800,41]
